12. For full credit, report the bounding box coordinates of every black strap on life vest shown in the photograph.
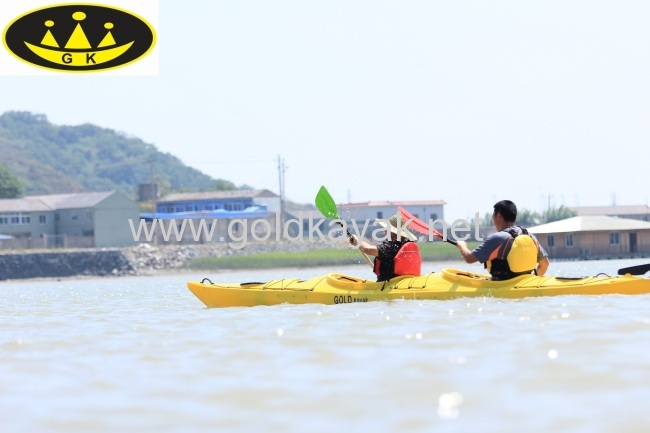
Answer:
[504,226,529,238]
[487,226,531,280]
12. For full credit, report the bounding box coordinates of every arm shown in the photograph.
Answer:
[533,235,549,276]
[349,235,378,256]
[456,240,478,264]
[536,256,549,276]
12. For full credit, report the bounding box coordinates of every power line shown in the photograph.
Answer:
[183,158,275,166]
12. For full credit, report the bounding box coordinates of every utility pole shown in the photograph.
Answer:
[150,157,156,220]
[277,155,286,226]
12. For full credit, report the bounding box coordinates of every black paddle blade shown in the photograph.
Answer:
[617,263,650,276]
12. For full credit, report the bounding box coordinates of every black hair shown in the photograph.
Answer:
[493,200,517,222]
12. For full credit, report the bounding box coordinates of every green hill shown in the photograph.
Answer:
[0,111,237,198]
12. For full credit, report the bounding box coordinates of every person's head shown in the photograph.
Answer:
[378,213,417,241]
[493,200,517,227]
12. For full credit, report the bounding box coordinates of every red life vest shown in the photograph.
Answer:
[373,241,422,280]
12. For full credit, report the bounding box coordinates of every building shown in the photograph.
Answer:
[529,215,650,259]
[284,209,333,238]
[155,189,280,214]
[337,200,446,237]
[0,191,139,248]
[339,200,445,223]
[571,205,650,222]
[138,189,281,245]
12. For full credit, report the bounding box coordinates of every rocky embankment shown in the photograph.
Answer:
[0,240,344,281]
[0,250,132,280]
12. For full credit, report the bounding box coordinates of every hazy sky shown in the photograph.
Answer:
[1,0,649,221]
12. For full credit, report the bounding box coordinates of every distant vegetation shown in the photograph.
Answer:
[539,205,578,224]
[0,162,24,198]
[478,205,577,229]
[0,111,240,198]
[184,241,478,271]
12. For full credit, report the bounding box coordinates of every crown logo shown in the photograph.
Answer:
[24,11,134,67]
[4,4,156,72]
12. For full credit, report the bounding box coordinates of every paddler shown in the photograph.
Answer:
[456,200,549,280]
[350,213,422,282]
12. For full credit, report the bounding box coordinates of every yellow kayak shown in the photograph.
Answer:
[187,268,650,308]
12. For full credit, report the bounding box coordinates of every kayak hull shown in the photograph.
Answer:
[187,268,650,308]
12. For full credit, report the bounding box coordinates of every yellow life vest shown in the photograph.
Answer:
[486,227,538,280]
[506,228,538,273]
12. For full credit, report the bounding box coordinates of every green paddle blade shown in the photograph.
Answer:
[315,186,340,219]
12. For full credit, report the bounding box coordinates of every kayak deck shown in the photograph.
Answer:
[187,268,650,308]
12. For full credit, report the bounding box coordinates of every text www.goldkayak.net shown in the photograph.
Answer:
[128,213,483,249]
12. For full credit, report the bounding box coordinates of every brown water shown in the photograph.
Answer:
[1,259,650,433]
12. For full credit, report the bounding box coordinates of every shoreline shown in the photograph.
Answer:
[0,239,461,282]
[0,240,357,281]
[2,241,648,282]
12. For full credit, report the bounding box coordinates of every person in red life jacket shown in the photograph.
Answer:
[350,213,422,282]
[455,200,549,281]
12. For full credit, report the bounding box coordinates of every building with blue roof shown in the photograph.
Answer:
[138,189,282,245]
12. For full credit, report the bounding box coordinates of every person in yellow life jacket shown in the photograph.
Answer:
[350,213,422,282]
[456,200,549,281]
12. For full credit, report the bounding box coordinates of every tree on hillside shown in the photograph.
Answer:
[211,179,237,191]
[0,111,226,196]
[0,163,24,198]
[541,205,577,223]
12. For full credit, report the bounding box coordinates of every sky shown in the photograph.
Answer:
[1,0,649,221]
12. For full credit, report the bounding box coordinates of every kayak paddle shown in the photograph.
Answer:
[315,186,374,268]
[617,263,650,276]
[397,206,457,246]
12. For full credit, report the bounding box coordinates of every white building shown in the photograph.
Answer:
[0,191,140,248]
[571,205,650,222]
[339,200,446,224]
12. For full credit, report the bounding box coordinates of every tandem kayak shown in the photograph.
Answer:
[187,268,650,308]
